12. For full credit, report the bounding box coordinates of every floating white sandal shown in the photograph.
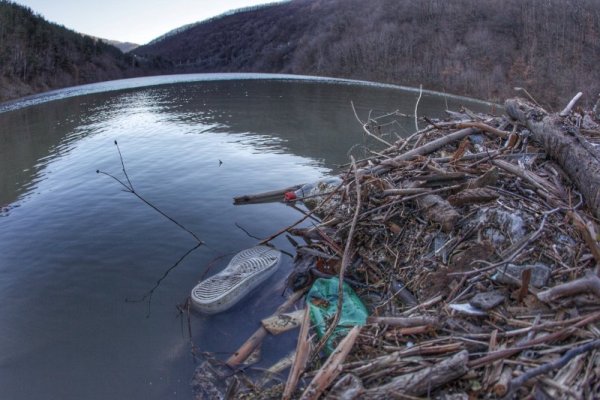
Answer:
[191,246,282,314]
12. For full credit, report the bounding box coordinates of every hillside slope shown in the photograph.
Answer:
[0,1,156,102]
[135,0,600,108]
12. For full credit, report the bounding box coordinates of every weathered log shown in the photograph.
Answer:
[386,127,476,163]
[233,184,302,204]
[537,271,600,303]
[382,187,430,197]
[363,350,469,398]
[415,194,460,233]
[505,98,600,219]
[347,342,465,379]
[469,311,600,368]
[493,367,513,397]
[325,374,364,400]
[447,187,499,206]
[300,325,361,400]
[491,159,562,200]
[283,308,313,400]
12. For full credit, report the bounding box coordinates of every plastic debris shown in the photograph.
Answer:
[469,291,506,310]
[492,263,551,288]
[284,177,342,209]
[448,303,488,316]
[306,277,368,354]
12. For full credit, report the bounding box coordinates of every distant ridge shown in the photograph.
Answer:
[3,0,599,107]
[98,38,139,53]
[134,0,600,108]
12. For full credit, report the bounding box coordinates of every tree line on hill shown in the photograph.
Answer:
[0,0,163,102]
[1,0,598,108]
[135,0,600,108]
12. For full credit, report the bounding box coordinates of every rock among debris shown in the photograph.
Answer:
[469,291,506,310]
[492,263,551,288]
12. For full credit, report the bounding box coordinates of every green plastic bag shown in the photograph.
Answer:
[306,277,368,354]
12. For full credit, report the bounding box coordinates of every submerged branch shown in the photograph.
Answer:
[125,242,202,317]
[97,141,204,245]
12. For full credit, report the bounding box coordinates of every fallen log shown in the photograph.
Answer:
[505,97,600,219]
[363,350,469,398]
[233,184,302,204]
[326,374,364,399]
[537,270,600,303]
[299,325,361,400]
[283,308,312,400]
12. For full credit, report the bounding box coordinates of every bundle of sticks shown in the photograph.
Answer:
[198,94,600,400]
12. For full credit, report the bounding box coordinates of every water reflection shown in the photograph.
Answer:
[0,77,495,208]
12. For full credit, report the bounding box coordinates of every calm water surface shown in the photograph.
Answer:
[0,74,492,399]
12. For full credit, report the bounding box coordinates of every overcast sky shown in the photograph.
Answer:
[13,0,285,44]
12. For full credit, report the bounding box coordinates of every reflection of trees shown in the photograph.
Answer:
[0,95,104,205]
[137,79,488,168]
[0,78,487,206]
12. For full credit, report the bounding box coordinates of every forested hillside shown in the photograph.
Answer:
[0,1,156,102]
[3,0,598,106]
[135,0,600,108]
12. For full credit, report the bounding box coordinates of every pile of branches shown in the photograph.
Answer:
[197,95,600,399]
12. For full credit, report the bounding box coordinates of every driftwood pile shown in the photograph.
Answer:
[193,96,600,399]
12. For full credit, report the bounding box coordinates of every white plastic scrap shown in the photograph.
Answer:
[448,303,488,316]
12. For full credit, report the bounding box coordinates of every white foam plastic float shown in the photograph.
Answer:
[191,246,282,314]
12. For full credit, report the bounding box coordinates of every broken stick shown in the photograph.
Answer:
[226,290,304,369]
[299,325,362,400]
[283,308,312,400]
[505,339,600,398]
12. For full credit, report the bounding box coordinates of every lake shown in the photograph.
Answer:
[0,73,492,399]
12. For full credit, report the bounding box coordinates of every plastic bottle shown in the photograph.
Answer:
[283,177,342,202]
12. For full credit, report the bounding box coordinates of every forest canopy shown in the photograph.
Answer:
[0,0,159,101]
[135,0,600,108]
[1,0,599,107]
